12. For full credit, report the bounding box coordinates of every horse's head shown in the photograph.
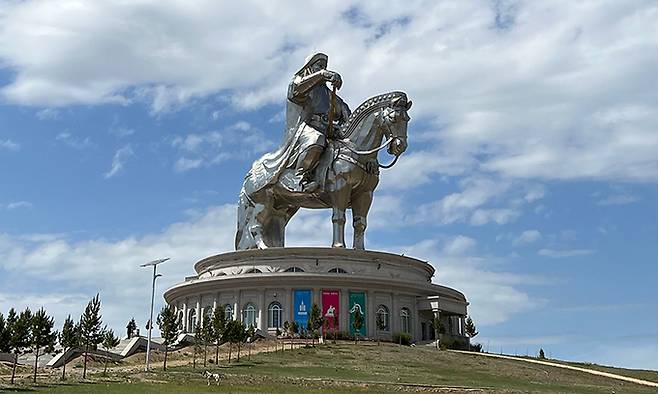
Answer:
[382,95,412,156]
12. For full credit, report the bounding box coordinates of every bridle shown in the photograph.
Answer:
[336,107,405,169]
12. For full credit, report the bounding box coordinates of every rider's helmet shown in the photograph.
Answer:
[295,52,328,76]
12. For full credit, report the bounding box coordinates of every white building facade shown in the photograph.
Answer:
[164,247,469,343]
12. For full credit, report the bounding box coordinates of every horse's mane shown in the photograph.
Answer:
[339,91,407,138]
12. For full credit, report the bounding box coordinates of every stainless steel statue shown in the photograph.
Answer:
[236,53,411,250]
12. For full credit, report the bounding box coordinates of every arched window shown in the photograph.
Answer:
[224,304,233,321]
[328,267,348,273]
[284,267,305,272]
[243,303,257,328]
[177,311,184,331]
[203,306,213,326]
[245,268,262,274]
[376,305,390,331]
[400,307,411,334]
[188,309,197,333]
[268,302,282,329]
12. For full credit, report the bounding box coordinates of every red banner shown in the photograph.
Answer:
[322,290,340,332]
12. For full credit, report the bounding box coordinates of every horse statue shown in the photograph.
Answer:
[236,91,412,250]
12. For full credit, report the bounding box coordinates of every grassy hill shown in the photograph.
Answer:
[1,342,657,393]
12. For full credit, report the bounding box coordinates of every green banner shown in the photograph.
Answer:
[349,291,366,336]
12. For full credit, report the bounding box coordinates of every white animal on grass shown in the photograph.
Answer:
[204,370,224,385]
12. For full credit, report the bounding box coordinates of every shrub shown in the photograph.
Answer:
[439,336,471,350]
[392,332,411,346]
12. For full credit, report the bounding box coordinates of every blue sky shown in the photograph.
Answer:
[1,1,657,370]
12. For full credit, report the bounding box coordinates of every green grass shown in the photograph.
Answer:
[2,342,657,393]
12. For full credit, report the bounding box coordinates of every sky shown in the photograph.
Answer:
[1,0,657,370]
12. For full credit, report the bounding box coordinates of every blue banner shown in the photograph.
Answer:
[293,289,311,328]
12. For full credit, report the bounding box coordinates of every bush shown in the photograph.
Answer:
[392,332,411,346]
[439,336,471,350]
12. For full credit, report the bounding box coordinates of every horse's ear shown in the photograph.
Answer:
[406,100,413,110]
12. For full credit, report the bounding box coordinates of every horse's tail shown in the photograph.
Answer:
[235,190,251,250]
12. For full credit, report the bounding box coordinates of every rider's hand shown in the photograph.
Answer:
[331,73,343,90]
[323,70,342,90]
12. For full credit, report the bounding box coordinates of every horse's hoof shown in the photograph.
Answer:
[332,243,346,248]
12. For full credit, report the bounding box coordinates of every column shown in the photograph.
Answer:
[195,297,201,327]
[391,293,399,334]
[234,291,239,321]
[412,297,420,342]
[257,290,265,330]
[366,290,375,338]
[340,288,349,333]
[288,288,294,324]
[182,301,188,332]
[213,294,218,312]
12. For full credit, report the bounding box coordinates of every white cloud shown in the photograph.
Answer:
[0,2,657,182]
[104,145,134,178]
[596,194,639,206]
[470,208,519,226]
[0,205,235,332]
[408,177,541,227]
[170,122,274,172]
[0,139,20,151]
[394,238,544,326]
[442,235,476,256]
[538,248,595,258]
[56,132,95,149]
[35,108,59,120]
[5,201,33,210]
[514,230,542,245]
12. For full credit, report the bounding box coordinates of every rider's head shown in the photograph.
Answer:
[296,53,328,76]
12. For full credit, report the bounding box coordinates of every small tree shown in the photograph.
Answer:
[235,321,247,362]
[290,321,299,350]
[211,305,226,364]
[30,308,57,383]
[224,320,245,363]
[224,320,234,363]
[79,294,104,379]
[7,308,32,384]
[352,309,363,345]
[200,310,214,368]
[308,304,323,346]
[246,325,255,360]
[0,312,10,353]
[59,315,79,380]
[192,318,202,369]
[464,316,478,338]
[376,313,386,346]
[538,348,546,359]
[432,315,445,349]
[101,329,120,374]
[126,318,137,339]
[333,313,339,344]
[157,305,178,371]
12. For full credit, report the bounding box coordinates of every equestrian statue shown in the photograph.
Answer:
[236,53,412,250]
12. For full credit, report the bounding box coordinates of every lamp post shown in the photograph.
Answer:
[141,257,170,372]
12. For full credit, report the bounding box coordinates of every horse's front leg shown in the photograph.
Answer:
[330,184,351,248]
[351,191,373,250]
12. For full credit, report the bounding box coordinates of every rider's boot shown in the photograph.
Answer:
[295,146,323,192]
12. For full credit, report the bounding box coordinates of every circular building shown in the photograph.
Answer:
[164,247,469,343]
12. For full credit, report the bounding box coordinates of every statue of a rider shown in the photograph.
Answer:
[288,53,351,192]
